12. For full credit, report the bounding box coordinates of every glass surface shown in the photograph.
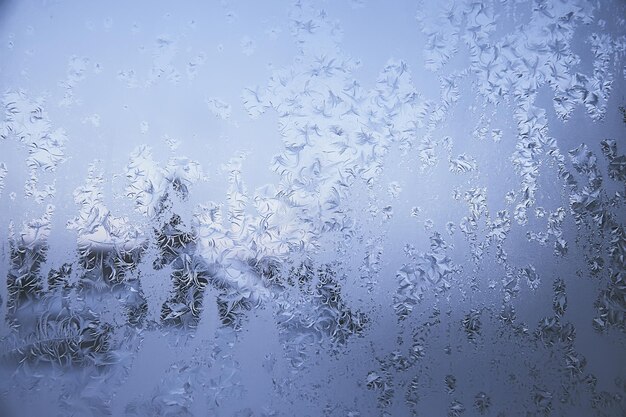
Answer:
[0,1,624,416]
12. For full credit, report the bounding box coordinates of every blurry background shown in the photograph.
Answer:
[0,0,624,416]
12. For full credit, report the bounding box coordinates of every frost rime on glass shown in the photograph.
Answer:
[0,0,625,416]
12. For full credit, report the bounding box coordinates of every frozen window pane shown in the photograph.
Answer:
[0,1,625,416]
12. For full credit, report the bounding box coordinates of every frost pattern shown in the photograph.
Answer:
[0,1,625,416]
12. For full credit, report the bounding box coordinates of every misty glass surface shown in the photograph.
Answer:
[0,0,625,416]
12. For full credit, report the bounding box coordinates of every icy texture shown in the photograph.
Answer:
[0,0,625,416]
